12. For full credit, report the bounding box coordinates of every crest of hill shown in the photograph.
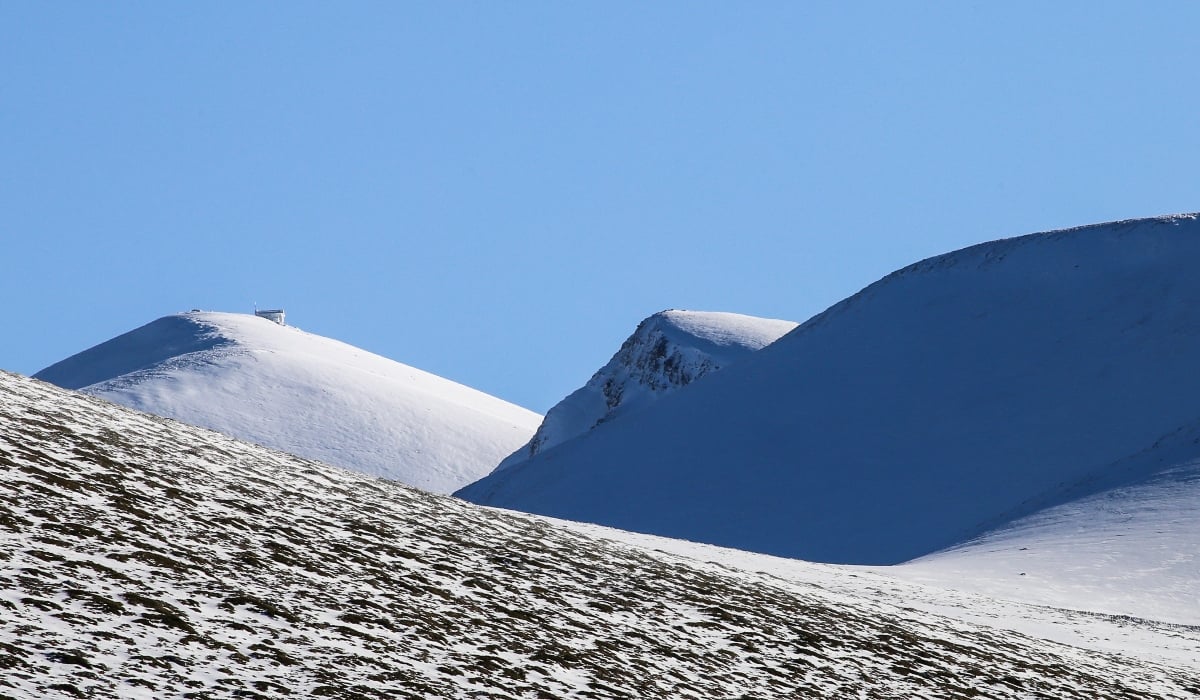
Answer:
[493,309,797,473]
[35,311,540,494]
[459,213,1200,565]
[2,369,1195,697]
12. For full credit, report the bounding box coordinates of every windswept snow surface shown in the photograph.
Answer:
[1,370,1197,698]
[460,214,1200,565]
[35,312,540,493]
[493,310,796,472]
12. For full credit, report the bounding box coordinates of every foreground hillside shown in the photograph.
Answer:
[494,309,796,472]
[35,311,540,493]
[2,371,1195,698]
[460,214,1200,565]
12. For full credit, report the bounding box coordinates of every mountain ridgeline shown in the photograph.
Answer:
[459,214,1200,566]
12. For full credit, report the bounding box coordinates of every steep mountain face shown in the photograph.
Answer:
[459,214,1200,565]
[493,310,797,472]
[2,370,1196,698]
[35,311,540,494]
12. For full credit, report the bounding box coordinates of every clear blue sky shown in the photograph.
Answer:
[4,2,1198,412]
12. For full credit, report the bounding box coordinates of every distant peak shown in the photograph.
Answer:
[34,308,540,493]
[639,309,799,351]
[480,309,797,475]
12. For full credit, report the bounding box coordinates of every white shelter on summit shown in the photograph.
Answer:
[254,308,286,326]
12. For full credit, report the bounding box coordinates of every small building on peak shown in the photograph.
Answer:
[255,308,286,326]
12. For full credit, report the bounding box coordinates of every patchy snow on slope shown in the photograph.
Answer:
[559,517,1200,668]
[1,370,1196,698]
[490,310,796,473]
[35,311,540,493]
[460,214,1200,566]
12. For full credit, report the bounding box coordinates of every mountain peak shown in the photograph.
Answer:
[482,309,797,475]
[35,311,540,493]
[642,309,798,352]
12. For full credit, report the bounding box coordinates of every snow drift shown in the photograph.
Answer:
[459,214,1200,565]
[36,311,540,493]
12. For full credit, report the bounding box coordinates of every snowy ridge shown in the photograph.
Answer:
[460,214,1200,567]
[798,213,1199,336]
[35,312,540,494]
[492,310,796,472]
[1,370,1197,698]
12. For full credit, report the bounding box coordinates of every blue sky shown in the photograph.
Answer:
[4,2,1199,412]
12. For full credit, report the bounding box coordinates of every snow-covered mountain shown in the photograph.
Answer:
[494,309,797,472]
[2,370,1196,697]
[35,311,540,493]
[459,214,1200,566]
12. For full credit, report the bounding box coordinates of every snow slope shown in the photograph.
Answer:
[891,416,1200,626]
[459,214,1200,565]
[2,370,1196,698]
[494,310,796,472]
[35,311,540,493]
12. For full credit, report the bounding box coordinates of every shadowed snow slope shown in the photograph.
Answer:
[35,312,540,493]
[493,310,796,473]
[2,370,1197,698]
[459,214,1200,565]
